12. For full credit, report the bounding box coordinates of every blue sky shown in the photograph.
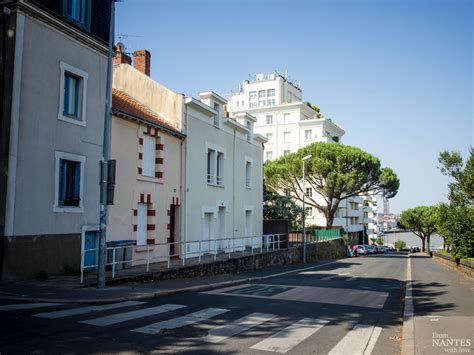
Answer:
[115,0,473,214]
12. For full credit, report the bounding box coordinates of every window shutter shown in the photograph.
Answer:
[142,135,156,177]
[59,160,66,205]
[73,162,81,197]
[64,76,70,115]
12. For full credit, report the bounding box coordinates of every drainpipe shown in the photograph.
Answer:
[233,128,236,240]
[183,101,188,250]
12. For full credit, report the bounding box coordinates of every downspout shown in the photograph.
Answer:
[233,128,236,240]
[183,100,188,250]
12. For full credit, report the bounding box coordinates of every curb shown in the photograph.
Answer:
[0,260,337,304]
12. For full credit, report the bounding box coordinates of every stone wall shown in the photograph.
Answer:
[432,251,474,278]
[109,238,347,285]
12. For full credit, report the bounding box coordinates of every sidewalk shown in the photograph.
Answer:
[0,260,337,304]
[409,254,473,355]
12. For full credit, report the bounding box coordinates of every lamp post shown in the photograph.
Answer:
[302,154,312,263]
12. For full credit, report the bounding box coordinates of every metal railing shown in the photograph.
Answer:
[80,234,286,283]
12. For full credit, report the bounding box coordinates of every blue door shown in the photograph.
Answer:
[84,231,97,268]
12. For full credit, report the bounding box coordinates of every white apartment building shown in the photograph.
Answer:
[183,92,267,257]
[228,73,375,242]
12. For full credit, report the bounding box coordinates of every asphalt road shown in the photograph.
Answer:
[0,254,408,354]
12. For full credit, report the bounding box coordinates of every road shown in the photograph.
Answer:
[0,254,409,354]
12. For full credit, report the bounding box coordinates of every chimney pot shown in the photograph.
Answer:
[133,49,151,76]
[113,43,132,65]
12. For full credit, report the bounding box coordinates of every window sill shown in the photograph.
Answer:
[207,183,225,188]
[53,205,84,213]
[58,113,86,127]
[137,175,163,184]
[246,186,252,189]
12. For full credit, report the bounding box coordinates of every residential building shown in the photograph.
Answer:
[0,0,112,279]
[227,73,370,240]
[108,47,185,266]
[183,92,267,257]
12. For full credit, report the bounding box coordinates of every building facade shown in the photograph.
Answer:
[108,48,185,267]
[0,0,111,279]
[183,92,267,257]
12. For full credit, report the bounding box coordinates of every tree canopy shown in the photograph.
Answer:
[264,142,399,228]
[399,206,438,252]
[436,149,474,259]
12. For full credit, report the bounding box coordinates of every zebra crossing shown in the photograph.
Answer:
[0,301,383,354]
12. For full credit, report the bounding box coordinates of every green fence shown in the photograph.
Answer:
[308,228,344,241]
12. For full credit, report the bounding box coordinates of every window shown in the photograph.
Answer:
[305,207,313,217]
[207,146,224,186]
[258,90,266,107]
[266,115,273,125]
[235,101,239,108]
[245,161,251,188]
[142,135,156,177]
[283,113,290,123]
[249,91,257,108]
[284,150,291,156]
[64,0,88,26]
[213,103,219,126]
[246,120,252,142]
[54,151,85,212]
[216,152,224,185]
[284,131,291,143]
[306,187,312,197]
[267,89,275,106]
[266,151,273,161]
[332,136,339,143]
[59,62,88,126]
[265,133,273,142]
[137,203,148,246]
[305,129,312,141]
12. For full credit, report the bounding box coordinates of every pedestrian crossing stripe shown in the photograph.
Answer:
[203,312,277,343]
[1,302,384,354]
[80,304,186,327]
[251,318,329,353]
[34,300,146,319]
[131,307,229,335]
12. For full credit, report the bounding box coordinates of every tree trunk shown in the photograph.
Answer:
[421,238,426,252]
[325,208,335,229]
[426,236,431,253]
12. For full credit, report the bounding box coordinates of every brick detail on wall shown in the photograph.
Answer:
[139,138,143,145]
[147,194,151,204]
[133,225,137,232]
[133,209,138,216]
[167,224,170,230]
[140,193,145,203]
[146,238,155,245]
[155,171,163,179]
[156,157,163,164]
[147,224,155,231]
[157,143,164,151]
[147,209,156,216]
[138,152,142,160]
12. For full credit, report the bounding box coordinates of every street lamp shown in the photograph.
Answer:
[302,154,312,263]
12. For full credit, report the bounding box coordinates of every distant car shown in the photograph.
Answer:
[410,246,420,253]
[367,245,376,254]
[378,246,386,253]
[354,245,367,255]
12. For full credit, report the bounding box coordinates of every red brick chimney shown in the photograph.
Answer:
[113,43,132,65]
[133,50,151,76]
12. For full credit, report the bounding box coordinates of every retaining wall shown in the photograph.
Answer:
[432,251,474,278]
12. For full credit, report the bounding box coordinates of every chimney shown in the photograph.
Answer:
[113,43,132,65]
[133,50,151,76]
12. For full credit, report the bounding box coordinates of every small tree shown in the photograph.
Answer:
[399,206,438,252]
[375,237,385,245]
[265,142,399,228]
[394,240,406,251]
[263,186,303,231]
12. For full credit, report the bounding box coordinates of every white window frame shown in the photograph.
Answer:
[266,151,273,161]
[58,61,88,127]
[53,151,85,213]
[284,131,291,143]
[266,115,273,125]
[306,187,312,197]
[283,150,291,156]
[305,129,312,141]
[206,143,226,187]
[245,157,253,189]
[306,207,313,217]
[265,133,273,142]
[136,203,148,246]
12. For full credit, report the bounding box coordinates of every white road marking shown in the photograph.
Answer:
[34,301,145,319]
[364,326,382,354]
[0,303,63,311]
[132,308,229,335]
[402,257,415,355]
[250,318,328,353]
[203,312,276,343]
[321,275,337,281]
[80,304,186,326]
[328,324,381,355]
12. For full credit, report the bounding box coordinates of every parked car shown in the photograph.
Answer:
[367,245,376,254]
[354,245,367,255]
[410,246,420,253]
[380,246,387,253]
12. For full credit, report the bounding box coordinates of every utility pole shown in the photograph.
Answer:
[301,154,312,263]
[97,1,115,289]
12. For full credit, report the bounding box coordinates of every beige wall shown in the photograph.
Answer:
[108,116,182,263]
[113,64,183,131]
